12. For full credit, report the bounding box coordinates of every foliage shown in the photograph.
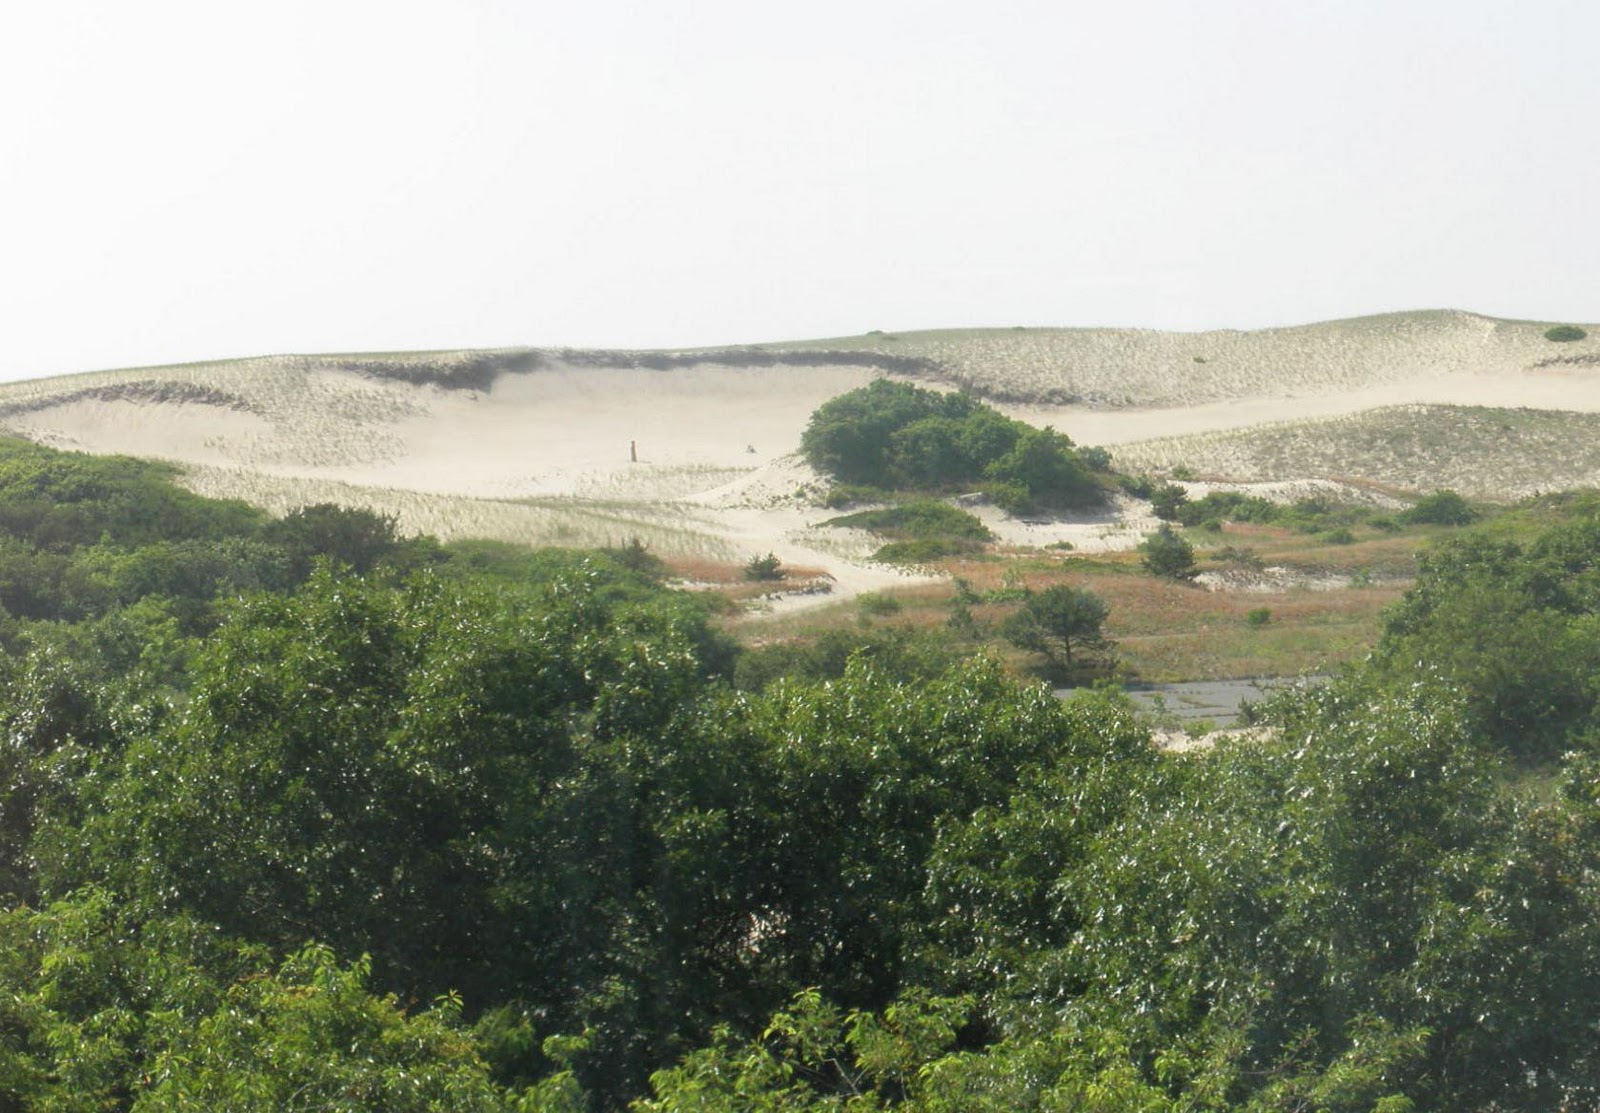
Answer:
[1173,489,1399,536]
[1545,324,1588,342]
[857,591,902,618]
[1149,482,1188,521]
[604,536,670,579]
[827,499,993,563]
[1402,488,1477,526]
[16,437,1600,1108]
[801,381,1106,511]
[732,626,961,691]
[826,500,993,546]
[1139,523,1198,581]
[745,552,786,581]
[0,436,265,552]
[0,891,537,1111]
[266,502,444,582]
[1001,584,1113,674]
[1372,515,1600,755]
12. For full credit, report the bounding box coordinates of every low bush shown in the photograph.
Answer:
[1140,523,1199,581]
[1403,489,1477,527]
[827,500,993,554]
[744,552,785,581]
[857,592,902,617]
[873,538,964,564]
[1545,325,1588,342]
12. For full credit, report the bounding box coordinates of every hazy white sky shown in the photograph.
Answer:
[2,0,1596,380]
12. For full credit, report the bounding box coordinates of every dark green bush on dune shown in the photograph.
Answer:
[801,380,1107,511]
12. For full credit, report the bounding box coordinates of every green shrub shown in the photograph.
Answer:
[604,536,667,578]
[1213,545,1265,571]
[820,484,892,509]
[801,381,1105,510]
[982,481,1033,515]
[872,539,962,564]
[1140,524,1198,581]
[1544,325,1588,342]
[1176,491,1279,528]
[1079,445,1114,472]
[744,552,785,581]
[826,500,993,548]
[1322,527,1357,545]
[1403,490,1477,527]
[1119,474,1157,499]
[857,592,902,617]
[1150,483,1189,521]
[1246,607,1272,627]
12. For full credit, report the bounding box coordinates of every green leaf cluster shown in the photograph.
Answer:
[801,381,1106,511]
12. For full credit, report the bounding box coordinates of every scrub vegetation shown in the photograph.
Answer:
[3,436,1600,1110]
[801,379,1111,513]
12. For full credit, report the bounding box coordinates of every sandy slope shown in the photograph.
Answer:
[0,310,1595,607]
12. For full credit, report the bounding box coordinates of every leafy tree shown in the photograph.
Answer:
[1001,584,1112,672]
[1140,523,1198,581]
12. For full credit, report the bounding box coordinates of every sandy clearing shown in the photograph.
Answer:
[363,362,882,499]
[8,399,275,466]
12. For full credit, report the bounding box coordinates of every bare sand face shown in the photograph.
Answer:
[0,311,1596,609]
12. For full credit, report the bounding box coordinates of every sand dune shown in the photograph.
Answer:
[1,310,1595,605]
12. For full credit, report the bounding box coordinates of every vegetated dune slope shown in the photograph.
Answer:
[0,309,1596,594]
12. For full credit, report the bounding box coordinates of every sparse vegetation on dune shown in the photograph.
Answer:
[768,308,1599,406]
[178,466,743,560]
[1115,404,1600,498]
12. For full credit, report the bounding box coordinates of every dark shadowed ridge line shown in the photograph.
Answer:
[0,381,259,418]
[555,347,941,376]
[1532,352,1600,369]
[328,350,547,391]
[336,346,946,392]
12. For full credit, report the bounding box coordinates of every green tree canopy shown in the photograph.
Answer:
[1001,584,1112,672]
